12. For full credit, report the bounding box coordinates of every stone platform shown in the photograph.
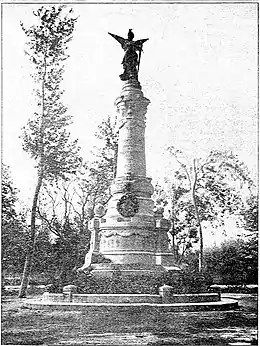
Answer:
[42,292,221,304]
[24,297,238,312]
[24,292,238,312]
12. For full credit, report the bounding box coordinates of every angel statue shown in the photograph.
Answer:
[108,29,149,81]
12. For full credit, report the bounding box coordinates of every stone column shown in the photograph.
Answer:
[115,81,149,177]
[98,81,157,266]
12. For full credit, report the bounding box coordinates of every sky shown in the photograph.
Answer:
[2,2,258,215]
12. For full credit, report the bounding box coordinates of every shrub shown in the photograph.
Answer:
[73,269,164,294]
[204,239,258,286]
[164,269,213,294]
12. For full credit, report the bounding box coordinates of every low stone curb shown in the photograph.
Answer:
[24,298,238,312]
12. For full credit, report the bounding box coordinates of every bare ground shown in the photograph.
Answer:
[1,293,258,346]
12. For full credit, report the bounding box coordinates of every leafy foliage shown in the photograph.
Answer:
[21,6,80,181]
[164,268,211,294]
[2,164,29,275]
[204,239,258,285]
[84,116,119,207]
[157,149,255,270]
[30,228,54,280]
[240,194,258,235]
[94,115,119,180]
[2,164,18,223]
[75,270,163,294]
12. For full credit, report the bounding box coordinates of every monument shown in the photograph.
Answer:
[26,30,238,311]
[78,29,179,289]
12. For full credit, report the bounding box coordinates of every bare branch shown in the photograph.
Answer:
[36,207,64,240]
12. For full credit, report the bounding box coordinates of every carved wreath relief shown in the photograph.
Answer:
[117,193,139,217]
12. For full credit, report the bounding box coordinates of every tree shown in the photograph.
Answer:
[40,116,119,283]
[2,164,29,279]
[204,238,258,285]
[18,6,80,297]
[71,161,113,224]
[37,184,90,288]
[240,194,258,235]
[239,194,258,271]
[94,115,119,179]
[153,180,199,263]
[89,115,119,207]
[62,115,119,225]
[36,160,111,285]
[30,228,54,283]
[2,163,18,223]
[166,148,254,271]
[29,115,117,288]
[37,179,92,285]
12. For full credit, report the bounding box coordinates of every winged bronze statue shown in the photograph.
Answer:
[108,29,149,81]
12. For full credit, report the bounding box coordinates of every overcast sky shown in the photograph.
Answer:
[2,3,258,208]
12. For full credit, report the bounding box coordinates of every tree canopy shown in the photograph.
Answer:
[154,148,255,270]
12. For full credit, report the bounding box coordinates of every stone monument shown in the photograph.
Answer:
[79,30,179,287]
[25,30,238,311]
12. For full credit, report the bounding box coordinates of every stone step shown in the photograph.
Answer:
[24,298,238,312]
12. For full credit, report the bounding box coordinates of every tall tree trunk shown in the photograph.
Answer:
[192,159,203,272]
[172,228,176,260]
[18,171,44,297]
[18,54,47,298]
[197,224,203,272]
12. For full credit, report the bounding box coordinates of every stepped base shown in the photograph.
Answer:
[24,295,238,312]
[42,292,220,304]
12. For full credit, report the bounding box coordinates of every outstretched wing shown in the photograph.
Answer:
[134,38,149,50]
[108,32,127,48]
